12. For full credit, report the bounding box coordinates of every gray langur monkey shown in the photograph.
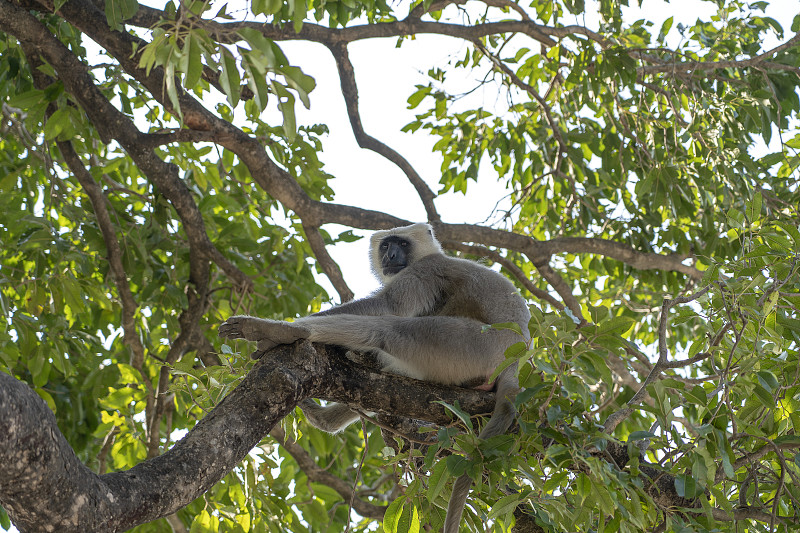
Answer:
[218,223,531,533]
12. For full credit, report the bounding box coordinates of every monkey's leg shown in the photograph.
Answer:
[297,315,516,386]
[219,316,310,358]
[299,399,362,433]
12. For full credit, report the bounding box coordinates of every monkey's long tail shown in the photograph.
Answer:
[443,386,518,533]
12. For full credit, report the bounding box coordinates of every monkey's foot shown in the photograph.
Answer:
[219,316,310,359]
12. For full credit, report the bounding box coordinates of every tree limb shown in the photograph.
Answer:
[126,6,560,47]
[638,31,800,74]
[0,342,497,531]
[302,222,355,302]
[7,0,703,291]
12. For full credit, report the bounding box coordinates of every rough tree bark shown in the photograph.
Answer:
[0,339,734,531]
[0,343,495,532]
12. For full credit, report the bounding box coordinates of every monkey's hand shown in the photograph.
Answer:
[219,316,310,359]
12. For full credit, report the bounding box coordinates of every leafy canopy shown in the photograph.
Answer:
[0,0,799,531]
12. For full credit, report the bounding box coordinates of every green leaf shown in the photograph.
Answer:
[0,503,11,529]
[292,0,306,32]
[407,85,431,109]
[43,108,77,141]
[746,191,762,221]
[264,0,283,14]
[251,0,267,15]
[383,496,405,533]
[396,502,419,533]
[105,0,122,28]
[700,264,719,286]
[7,89,45,109]
[271,81,296,140]
[60,276,85,314]
[282,65,316,108]
[774,435,800,446]
[674,474,703,498]
[445,454,470,477]
[181,33,204,90]
[684,385,707,406]
[164,61,182,119]
[595,316,634,337]
[426,460,450,502]
[104,0,138,29]
[29,351,50,387]
[219,48,241,107]
[753,384,775,407]
[238,28,279,68]
[190,509,214,533]
[488,493,523,519]
[487,321,523,336]
[435,400,473,433]
[243,54,269,111]
[35,388,57,413]
[658,16,673,40]
[756,371,779,393]
[120,0,138,19]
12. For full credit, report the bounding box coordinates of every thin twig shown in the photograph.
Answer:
[302,223,355,303]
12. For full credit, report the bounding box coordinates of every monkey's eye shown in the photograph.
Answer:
[380,242,388,249]
[400,240,408,247]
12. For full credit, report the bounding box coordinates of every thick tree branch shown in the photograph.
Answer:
[0,341,498,532]
[544,237,700,280]
[126,7,560,47]
[6,338,751,531]
[106,2,797,93]
[434,224,701,280]
[0,344,304,532]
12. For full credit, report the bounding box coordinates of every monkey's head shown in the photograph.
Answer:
[369,223,442,283]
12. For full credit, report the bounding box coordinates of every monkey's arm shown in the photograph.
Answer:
[313,262,446,318]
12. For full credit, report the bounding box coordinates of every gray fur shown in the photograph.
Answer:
[219,222,530,533]
[299,399,362,433]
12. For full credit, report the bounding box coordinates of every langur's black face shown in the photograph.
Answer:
[379,236,410,276]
